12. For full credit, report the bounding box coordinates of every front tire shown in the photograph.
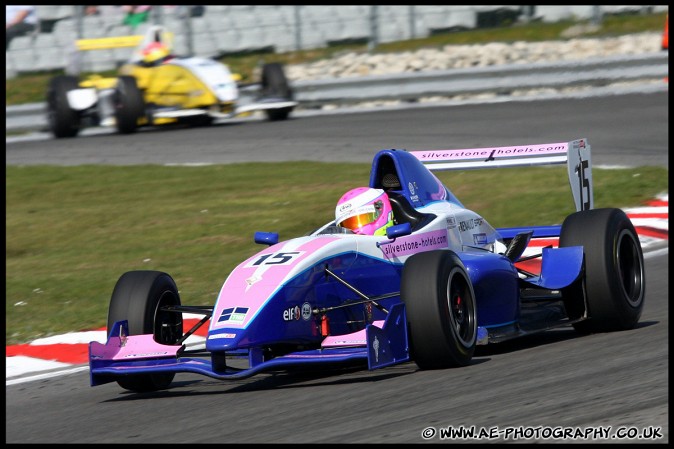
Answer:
[560,208,645,333]
[46,75,81,138]
[107,270,183,392]
[114,76,145,134]
[401,250,477,369]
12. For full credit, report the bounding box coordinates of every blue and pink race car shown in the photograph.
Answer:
[89,138,645,392]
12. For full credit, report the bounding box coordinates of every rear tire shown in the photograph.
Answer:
[560,208,645,333]
[261,62,294,121]
[107,270,183,392]
[401,250,477,369]
[114,76,145,134]
[46,75,81,138]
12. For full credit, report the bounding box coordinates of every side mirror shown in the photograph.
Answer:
[377,222,412,248]
[254,231,278,246]
[387,222,412,239]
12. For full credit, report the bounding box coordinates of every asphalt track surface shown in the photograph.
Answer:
[6,92,669,443]
[5,90,669,168]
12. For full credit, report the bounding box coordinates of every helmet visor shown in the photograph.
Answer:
[338,211,379,230]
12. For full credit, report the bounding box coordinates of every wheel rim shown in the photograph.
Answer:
[616,229,644,308]
[446,267,476,348]
[153,290,182,345]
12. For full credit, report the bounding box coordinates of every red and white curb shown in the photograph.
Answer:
[6,314,210,382]
[6,195,668,383]
[517,193,669,273]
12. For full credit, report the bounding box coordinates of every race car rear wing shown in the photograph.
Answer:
[66,26,174,75]
[74,35,145,51]
[410,138,593,212]
[73,26,174,52]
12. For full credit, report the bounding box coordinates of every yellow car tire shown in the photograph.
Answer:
[114,76,145,134]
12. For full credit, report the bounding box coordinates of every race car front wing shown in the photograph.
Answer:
[89,303,409,386]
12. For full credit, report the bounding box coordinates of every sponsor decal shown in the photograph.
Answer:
[330,339,366,345]
[473,233,488,245]
[413,143,568,162]
[218,307,249,323]
[302,302,312,321]
[381,229,449,258]
[446,216,457,229]
[408,181,419,203]
[208,333,236,340]
[124,351,170,358]
[283,305,301,321]
[365,302,373,323]
[338,203,352,214]
[459,217,484,232]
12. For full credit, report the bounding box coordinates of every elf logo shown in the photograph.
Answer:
[283,305,301,321]
[283,303,313,321]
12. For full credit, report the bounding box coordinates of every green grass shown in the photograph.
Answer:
[5,163,668,345]
[4,11,667,106]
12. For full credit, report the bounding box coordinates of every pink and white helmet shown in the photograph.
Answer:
[335,187,394,236]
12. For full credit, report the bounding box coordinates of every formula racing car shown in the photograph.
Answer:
[89,138,645,392]
[46,26,297,138]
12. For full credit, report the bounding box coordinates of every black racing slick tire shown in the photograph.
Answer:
[46,75,81,138]
[560,208,645,334]
[401,250,477,369]
[114,76,145,134]
[107,270,183,392]
[261,62,294,121]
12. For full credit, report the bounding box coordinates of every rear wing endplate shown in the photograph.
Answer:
[409,138,593,212]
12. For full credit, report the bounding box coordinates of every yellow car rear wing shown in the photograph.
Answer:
[67,26,174,75]
[75,25,174,52]
[75,35,145,51]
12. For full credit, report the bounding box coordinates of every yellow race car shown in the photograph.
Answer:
[46,26,297,138]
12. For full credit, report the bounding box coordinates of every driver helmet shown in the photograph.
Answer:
[142,41,170,64]
[335,187,394,236]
